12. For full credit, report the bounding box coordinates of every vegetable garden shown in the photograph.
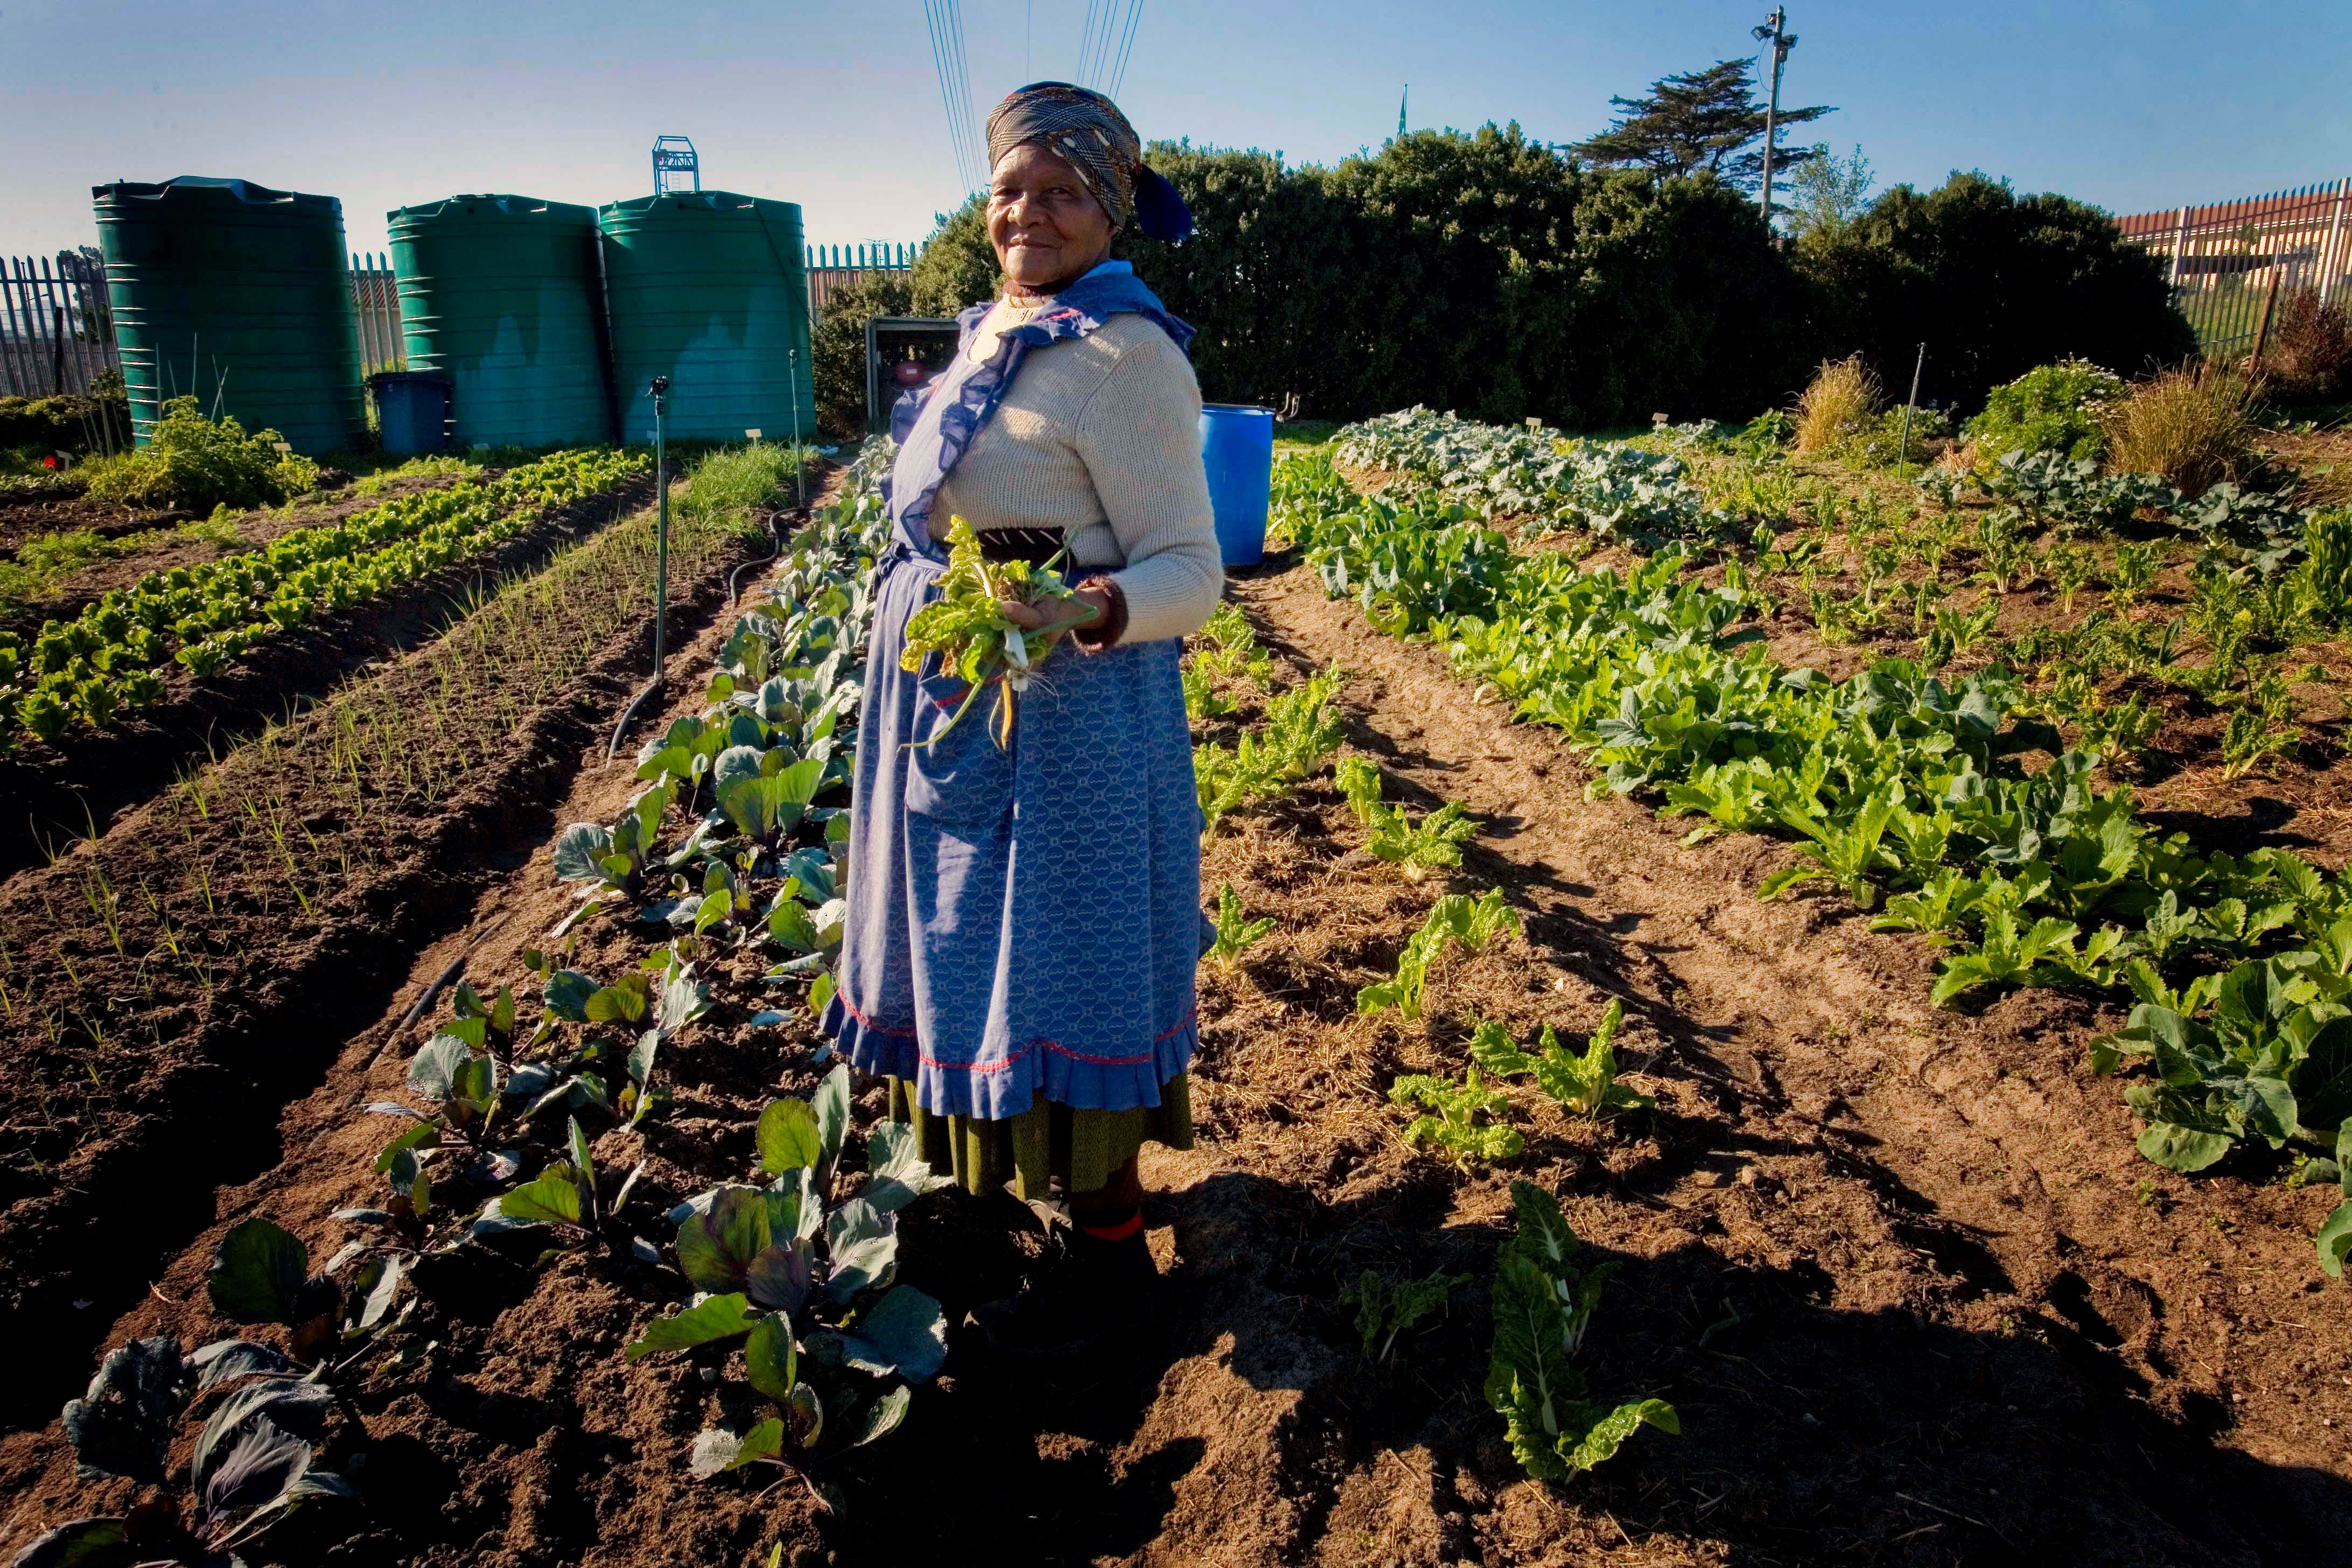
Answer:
[3,371,2352,1567]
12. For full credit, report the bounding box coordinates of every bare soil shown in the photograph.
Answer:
[5,552,2348,1567]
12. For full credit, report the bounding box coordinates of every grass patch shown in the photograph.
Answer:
[1794,355,1884,455]
[2101,362,2257,496]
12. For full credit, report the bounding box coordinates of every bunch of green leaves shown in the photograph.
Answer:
[1339,760,1479,880]
[1196,670,1347,833]
[206,1215,409,1365]
[898,515,1083,749]
[2089,950,2352,1177]
[627,1066,954,1486]
[1357,888,1522,1020]
[524,948,711,1126]
[1205,882,1276,969]
[1484,1180,1677,1482]
[83,395,319,513]
[1340,1269,1471,1361]
[551,780,678,916]
[1469,1000,1653,1118]
[21,1332,358,1568]
[1964,360,2126,466]
[1388,1065,1523,1164]
[1184,601,1273,721]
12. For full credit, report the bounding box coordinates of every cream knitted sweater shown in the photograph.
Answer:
[930,303,1223,646]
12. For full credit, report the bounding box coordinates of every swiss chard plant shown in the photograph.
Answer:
[1340,1269,1472,1361]
[1469,1001,1653,1118]
[1205,882,1277,970]
[625,1066,955,1494]
[1357,889,1521,1020]
[1388,1066,1523,1164]
[1484,1180,1677,1482]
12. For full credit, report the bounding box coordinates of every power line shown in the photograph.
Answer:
[1109,0,1145,99]
[1077,0,1102,87]
[919,0,974,191]
[945,0,984,188]
[1083,0,1118,89]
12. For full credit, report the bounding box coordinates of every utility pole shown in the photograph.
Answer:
[1753,8,1795,227]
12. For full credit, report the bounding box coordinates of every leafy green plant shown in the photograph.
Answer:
[1964,359,2124,465]
[551,781,678,916]
[899,516,1086,749]
[1197,670,1347,833]
[1469,1001,1653,1117]
[84,395,319,513]
[627,1066,953,1489]
[1758,782,1902,909]
[205,1216,408,1364]
[1357,888,1521,1020]
[1340,1268,1472,1360]
[1205,882,1276,969]
[1388,1065,1523,1163]
[17,1332,359,1568]
[1483,1180,1677,1481]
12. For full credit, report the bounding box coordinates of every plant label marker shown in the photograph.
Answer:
[746,429,762,441]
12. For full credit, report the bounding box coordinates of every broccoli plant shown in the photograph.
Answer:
[1469,1002,1654,1118]
[18,1334,358,1567]
[1340,1268,1472,1361]
[1485,1181,1677,1481]
[625,1066,954,1495]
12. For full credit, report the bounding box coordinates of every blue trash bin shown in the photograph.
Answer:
[1199,402,1275,570]
[372,372,451,456]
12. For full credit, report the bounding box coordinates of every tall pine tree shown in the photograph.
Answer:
[1570,59,1831,191]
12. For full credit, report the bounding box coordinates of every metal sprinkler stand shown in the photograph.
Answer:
[608,376,672,758]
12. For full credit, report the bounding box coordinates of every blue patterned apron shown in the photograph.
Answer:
[822,264,1206,1121]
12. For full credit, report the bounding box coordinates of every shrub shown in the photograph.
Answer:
[1793,355,1882,453]
[2099,363,2257,495]
[1796,171,2198,414]
[811,271,916,439]
[1965,359,2126,464]
[2261,288,2352,405]
[0,389,129,454]
[83,396,319,513]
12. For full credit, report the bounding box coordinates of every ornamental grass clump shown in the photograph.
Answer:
[900,515,1087,748]
[1792,355,1884,455]
[2098,362,2257,497]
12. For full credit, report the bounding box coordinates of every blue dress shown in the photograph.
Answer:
[821,264,1205,1193]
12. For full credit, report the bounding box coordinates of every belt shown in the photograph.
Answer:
[975,527,1066,564]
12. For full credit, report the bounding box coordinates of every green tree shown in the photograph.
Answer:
[810,271,914,438]
[1783,143,1874,239]
[1570,59,1832,191]
[908,196,997,318]
[1796,170,2197,413]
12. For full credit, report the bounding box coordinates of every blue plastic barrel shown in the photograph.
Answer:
[373,372,451,455]
[1199,402,1275,569]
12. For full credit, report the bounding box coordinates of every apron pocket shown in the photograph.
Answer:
[903,659,1017,828]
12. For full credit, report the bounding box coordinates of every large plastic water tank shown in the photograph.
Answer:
[92,176,365,454]
[597,191,814,444]
[387,194,614,449]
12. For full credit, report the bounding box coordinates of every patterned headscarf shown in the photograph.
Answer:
[984,81,1194,243]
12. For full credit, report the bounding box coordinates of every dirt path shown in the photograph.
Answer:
[6,554,2350,1568]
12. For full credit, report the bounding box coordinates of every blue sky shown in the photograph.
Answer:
[8,0,2346,260]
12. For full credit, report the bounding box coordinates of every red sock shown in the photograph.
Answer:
[1069,1155,1144,1243]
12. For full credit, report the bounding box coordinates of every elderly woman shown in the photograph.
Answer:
[823,82,1218,1347]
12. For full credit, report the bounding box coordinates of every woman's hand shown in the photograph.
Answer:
[998,585,1112,651]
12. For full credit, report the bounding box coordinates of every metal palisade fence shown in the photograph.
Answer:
[349,252,403,377]
[2116,176,2352,356]
[805,241,915,321]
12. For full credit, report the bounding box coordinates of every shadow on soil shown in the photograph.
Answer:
[819,1166,2352,1568]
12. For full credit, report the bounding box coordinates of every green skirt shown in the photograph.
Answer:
[887,1074,1194,1199]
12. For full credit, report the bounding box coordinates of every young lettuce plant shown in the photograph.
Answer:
[1485,1180,1677,1481]
[18,1334,359,1568]
[626,1066,954,1492]
[1469,1002,1654,1118]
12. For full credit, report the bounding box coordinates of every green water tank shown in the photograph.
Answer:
[597,191,814,444]
[387,194,614,449]
[92,176,365,454]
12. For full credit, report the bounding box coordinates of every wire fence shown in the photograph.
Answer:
[2116,176,2352,356]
